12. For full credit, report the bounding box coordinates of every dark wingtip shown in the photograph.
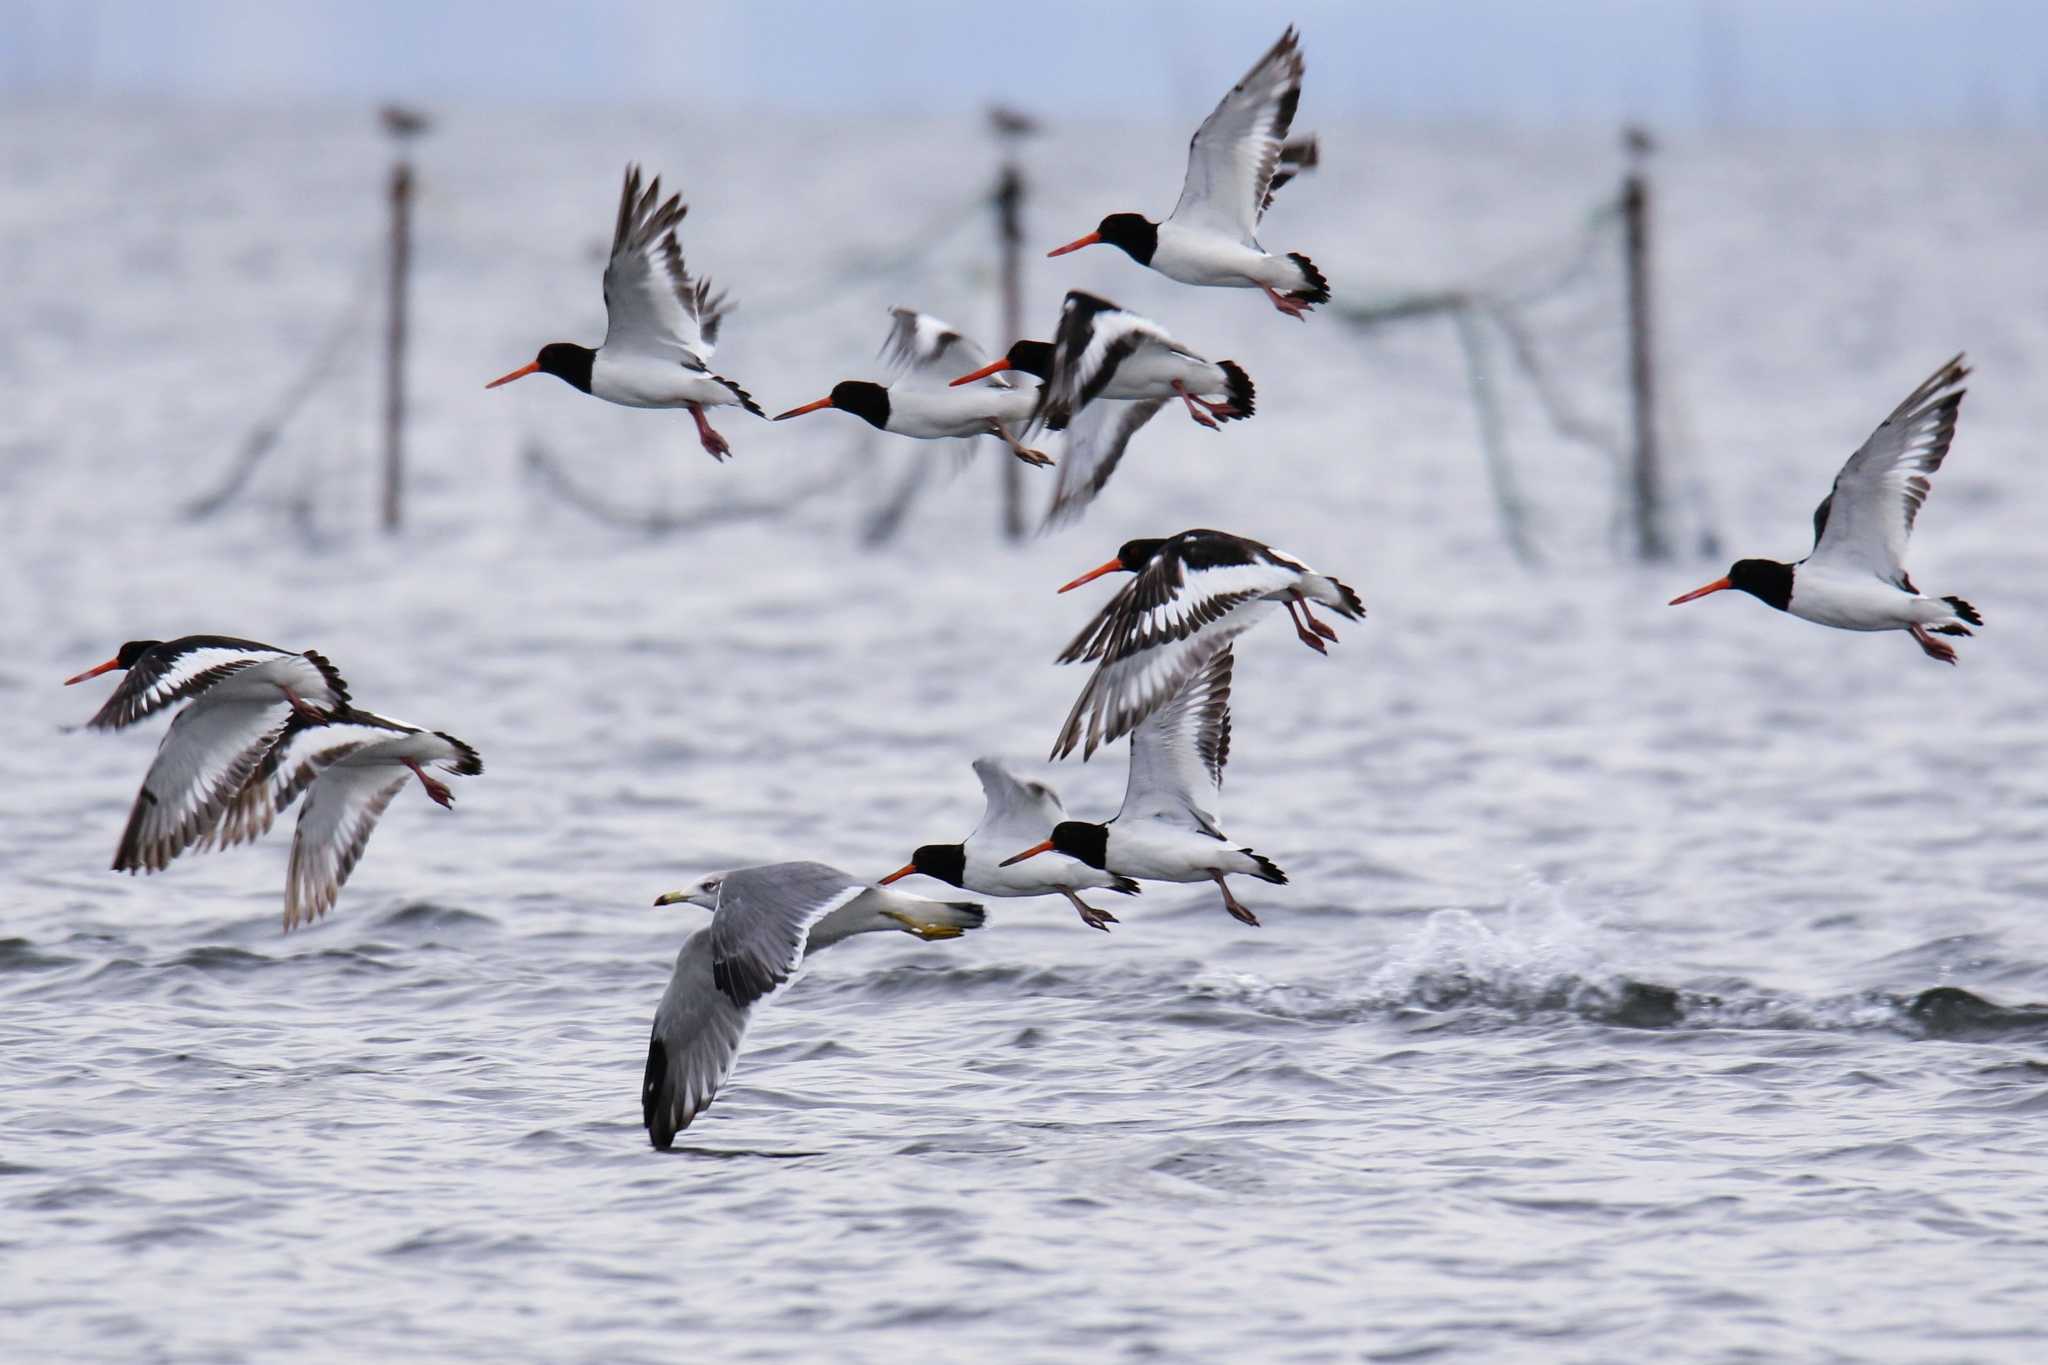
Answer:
[643,1035,676,1151]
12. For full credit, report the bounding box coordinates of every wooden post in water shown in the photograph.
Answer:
[380,106,428,533]
[990,107,1038,541]
[1621,126,1666,561]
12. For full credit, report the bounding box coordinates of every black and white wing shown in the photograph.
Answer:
[1262,136,1319,217]
[1165,26,1306,242]
[967,756,1068,844]
[1052,543,1295,760]
[1034,291,1180,430]
[1042,398,1168,530]
[882,308,1008,391]
[282,761,412,931]
[113,696,296,873]
[1807,354,1968,585]
[643,928,753,1149]
[707,862,867,1008]
[601,164,731,366]
[213,710,410,849]
[1118,647,1235,836]
[84,636,302,731]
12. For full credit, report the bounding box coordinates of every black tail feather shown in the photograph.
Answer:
[1110,875,1142,896]
[1943,595,1982,627]
[1284,252,1330,307]
[1215,360,1256,421]
[1244,850,1288,885]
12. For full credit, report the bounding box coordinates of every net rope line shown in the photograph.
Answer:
[181,248,382,521]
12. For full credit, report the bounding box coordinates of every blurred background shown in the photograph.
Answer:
[10,0,2048,128]
[8,6,2048,1361]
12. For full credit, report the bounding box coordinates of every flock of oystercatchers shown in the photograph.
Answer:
[65,28,1984,1150]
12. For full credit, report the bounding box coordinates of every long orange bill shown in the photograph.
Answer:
[773,397,836,421]
[64,657,120,685]
[1668,577,1733,606]
[878,863,916,886]
[949,359,1012,387]
[1057,558,1126,593]
[485,361,540,389]
[999,840,1056,868]
[1047,231,1101,258]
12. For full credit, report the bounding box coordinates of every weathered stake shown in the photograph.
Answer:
[382,157,411,533]
[1621,128,1665,561]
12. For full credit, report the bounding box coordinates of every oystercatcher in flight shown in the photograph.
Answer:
[1046,28,1327,318]
[66,637,350,873]
[212,708,484,930]
[773,308,1053,466]
[1669,354,1981,664]
[487,164,762,461]
[879,756,1141,931]
[1052,529,1365,759]
[948,291,1256,525]
[1002,648,1284,926]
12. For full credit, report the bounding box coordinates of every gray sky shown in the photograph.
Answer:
[7,0,2046,129]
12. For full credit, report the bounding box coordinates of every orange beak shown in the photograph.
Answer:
[1668,577,1733,606]
[64,657,121,685]
[1047,231,1101,258]
[949,359,1012,387]
[999,840,1056,868]
[773,397,836,421]
[1057,558,1126,593]
[485,360,540,389]
[877,863,917,886]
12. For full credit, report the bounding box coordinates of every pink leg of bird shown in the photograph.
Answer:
[1910,625,1959,665]
[1258,284,1310,320]
[1211,873,1260,926]
[406,760,455,808]
[1282,597,1329,654]
[687,403,732,462]
[991,421,1054,467]
[1294,591,1340,642]
[1060,889,1117,932]
[1172,381,1221,430]
[278,686,327,721]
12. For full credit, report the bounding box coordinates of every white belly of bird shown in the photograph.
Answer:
[591,352,734,409]
[963,844,1125,898]
[888,386,1038,440]
[1103,349,1226,401]
[1103,820,1255,884]
[1151,224,1293,290]
[1789,569,1943,632]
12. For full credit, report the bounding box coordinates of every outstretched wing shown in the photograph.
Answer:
[1807,354,1968,585]
[600,164,731,366]
[644,929,753,1149]
[214,711,408,849]
[707,862,867,1008]
[114,697,294,873]
[1119,646,1235,835]
[967,756,1067,842]
[882,308,1006,391]
[1041,398,1167,530]
[1052,545,1293,761]
[83,636,295,731]
[1033,291,1180,431]
[1166,26,1306,242]
[282,763,412,930]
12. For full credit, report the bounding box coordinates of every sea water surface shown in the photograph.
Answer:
[5,105,2048,1361]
